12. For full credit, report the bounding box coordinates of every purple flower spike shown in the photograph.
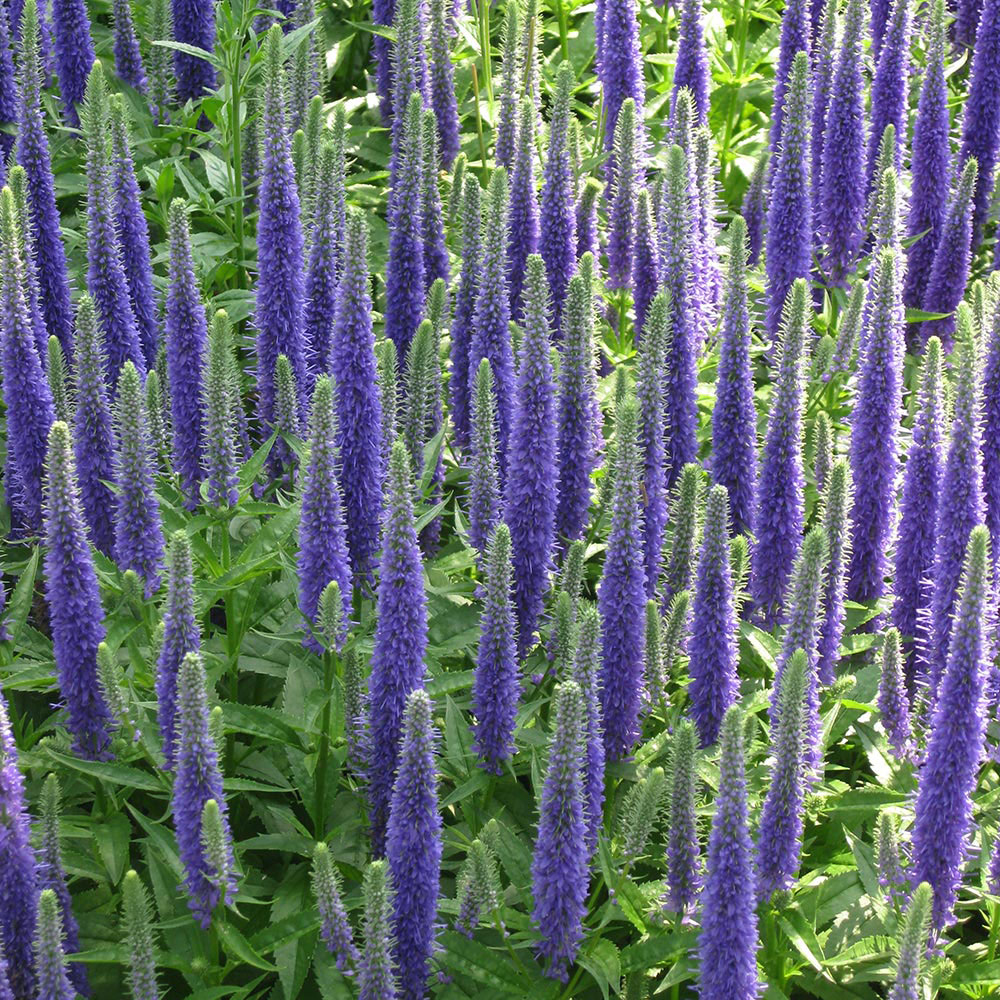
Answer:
[660,145,699,487]
[631,188,659,345]
[866,0,911,193]
[0,693,39,1000]
[600,0,644,150]
[913,526,992,929]
[672,0,709,122]
[34,889,74,1000]
[636,292,668,597]
[750,279,809,622]
[494,3,520,171]
[15,0,74,361]
[298,376,352,653]
[532,681,588,981]
[368,440,428,855]
[741,152,768,268]
[81,66,145,390]
[766,50,812,340]
[256,25,308,434]
[389,0,428,158]
[507,97,540,321]
[540,61,577,330]
[816,459,851,686]
[157,531,201,770]
[331,212,384,586]
[507,256,558,659]
[172,652,237,926]
[688,485,738,747]
[312,843,359,972]
[468,360,502,557]
[387,688,441,1000]
[575,178,602,261]
[171,0,217,102]
[572,603,605,854]
[113,362,165,597]
[927,311,984,694]
[428,0,459,166]
[920,159,978,348]
[712,216,757,537]
[165,200,208,504]
[303,140,341,387]
[0,6,18,165]
[810,0,836,233]
[666,719,700,914]
[893,337,944,682]
[598,396,647,761]
[472,522,519,774]
[0,186,56,536]
[112,0,147,92]
[904,0,950,312]
[420,109,449,291]
[469,168,515,477]
[698,707,760,1000]
[385,93,426,359]
[770,0,811,161]
[109,97,159,367]
[820,0,867,287]
[450,176,482,450]
[958,0,1000,239]
[43,421,114,759]
[878,628,912,759]
[984,304,1000,565]
[774,527,828,775]
[607,98,638,290]
[50,0,95,125]
[555,257,601,543]
[756,649,807,902]
[846,247,903,603]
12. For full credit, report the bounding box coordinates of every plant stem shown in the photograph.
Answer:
[554,0,569,61]
[478,0,493,110]
[314,647,336,838]
[471,64,489,177]
[220,518,239,769]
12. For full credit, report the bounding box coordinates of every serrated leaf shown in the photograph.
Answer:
[46,751,166,793]
[218,920,279,972]
[437,930,533,992]
[578,937,621,1000]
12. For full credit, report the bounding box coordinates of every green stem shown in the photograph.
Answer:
[558,968,584,1000]
[989,902,1000,960]
[719,0,750,188]
[554,0,568,61]
[226,30,247,291]
[617,288,629,347]
[220,519,238,770]
[471,64,489,177]
[477,0,494,111]
[314,647,336,838]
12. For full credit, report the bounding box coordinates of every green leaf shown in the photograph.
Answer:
[437,930,532,992]
[151,39,224,70]
[5,546,39,640]
[620,931,696,974]
[218,920,279,972]
[578,937,621,1000]
[45,751,167,793]
[948,959,1000,986]
[92,812,132,886]
[778,910,825,973]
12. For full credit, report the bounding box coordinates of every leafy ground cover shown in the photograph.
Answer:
[1,0,1000,997]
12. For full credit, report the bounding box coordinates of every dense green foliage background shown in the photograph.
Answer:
[4,0,1000,997]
